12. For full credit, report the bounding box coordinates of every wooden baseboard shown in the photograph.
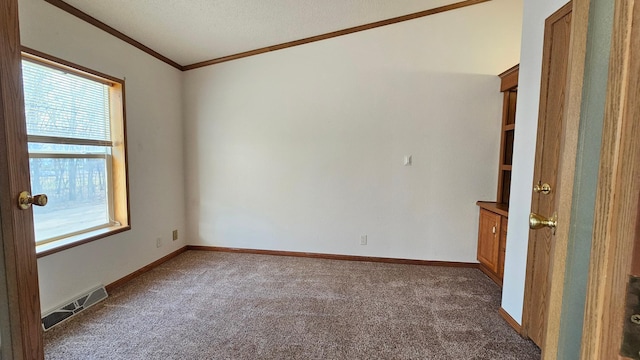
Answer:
[499,307,523,335]
[186,245,478,268]
[105,245,478,294]
[105,247,187,293]
[478,263,503,286]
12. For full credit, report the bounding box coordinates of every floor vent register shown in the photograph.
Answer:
[41,286,108,331]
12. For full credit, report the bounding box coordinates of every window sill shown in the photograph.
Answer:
[36,225,131,258]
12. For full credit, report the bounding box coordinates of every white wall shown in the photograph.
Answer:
[184,0,522,262]
[501,0,569,324]
[18,0,187,313]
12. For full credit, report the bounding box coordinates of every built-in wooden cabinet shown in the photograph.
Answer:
[477,208,501,273]
[498,216,508,279]
[497,65,518,205]
[476,65,518,286]
[477,202,509,286]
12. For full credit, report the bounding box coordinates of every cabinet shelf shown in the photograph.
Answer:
[497,65,518,204]
[477,201,509,217]
[476,64,518,287]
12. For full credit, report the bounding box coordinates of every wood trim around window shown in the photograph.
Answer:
[22,46,122,84]
[24,49,131,258]
[35,225,130,258]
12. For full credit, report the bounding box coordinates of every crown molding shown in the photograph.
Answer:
[44,0,492,72]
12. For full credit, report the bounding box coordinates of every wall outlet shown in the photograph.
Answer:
[360,235,367,245]
[156,237,162,248]
[172,229,178,241]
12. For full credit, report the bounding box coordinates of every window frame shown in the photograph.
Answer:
[21,47,131,258]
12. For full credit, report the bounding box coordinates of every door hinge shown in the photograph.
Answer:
[621,275,640,359]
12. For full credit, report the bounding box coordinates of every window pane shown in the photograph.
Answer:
[30,157,110,242]
[22,60,111,142]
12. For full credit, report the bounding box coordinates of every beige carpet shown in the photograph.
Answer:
[44,251,540,359]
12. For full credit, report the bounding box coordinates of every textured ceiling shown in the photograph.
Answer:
[60,0,464,66]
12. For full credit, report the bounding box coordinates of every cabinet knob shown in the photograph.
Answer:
[492,225,496,234]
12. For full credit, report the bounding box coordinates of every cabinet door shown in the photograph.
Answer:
[477,209,501,273]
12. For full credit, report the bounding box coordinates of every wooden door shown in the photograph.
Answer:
[521,3,573,348]
[0,0,45,358]
[579,0,640,357]
[477,209,501,273]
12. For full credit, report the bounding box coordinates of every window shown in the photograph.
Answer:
[22,50,129,254]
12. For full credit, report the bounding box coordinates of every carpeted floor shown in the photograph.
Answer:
[44,251,541,359]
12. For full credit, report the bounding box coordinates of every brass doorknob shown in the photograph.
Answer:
[529,212,557,234]
[18,191,48,210]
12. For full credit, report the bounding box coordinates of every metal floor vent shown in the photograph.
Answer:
[41,286,108,331]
